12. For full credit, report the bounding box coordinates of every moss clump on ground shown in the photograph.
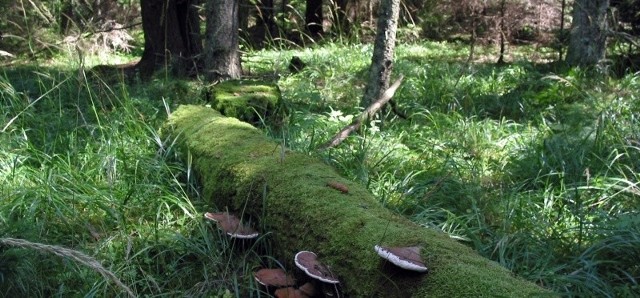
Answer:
[162,105,552,297]
[207,80,284,126]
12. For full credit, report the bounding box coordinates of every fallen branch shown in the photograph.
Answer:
[321,75,404,149]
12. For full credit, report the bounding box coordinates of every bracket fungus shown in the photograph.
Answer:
[204,212,259,239]
[374,245,428,272]
[254,268,296,288]
[294,251,340,284]
[274,287,309,298]
[298,282,316,297]
[271,282,316,298]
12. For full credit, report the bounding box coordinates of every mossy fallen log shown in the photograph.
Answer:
[162,105,551,297]
[206,80,283,126]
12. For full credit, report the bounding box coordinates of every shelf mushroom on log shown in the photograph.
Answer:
[375,245,428,272]
[162,105,551,297]
[254,268,296,289]
[204,211,259,239]
[294,251,340,284]
[274,287,309,298]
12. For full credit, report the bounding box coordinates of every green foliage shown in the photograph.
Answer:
[259,43,640,297]
[2,39,639,297]
[0,64,266,296]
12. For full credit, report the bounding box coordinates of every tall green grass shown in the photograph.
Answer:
[251,42,640,297]
[2,41,638,297]
[0,61,272,296]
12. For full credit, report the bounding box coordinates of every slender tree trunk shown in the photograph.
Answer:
[360,0,401,107]
[258,0,276,34]
[137,0,202,77]
[566,0,610,67]
[497,0,507,64]
[467,25,477,64]
[280,0,287,33]
[205,0,242,81]
[305,0,324,37]
[558,0,566,61]
[238,0,250,32]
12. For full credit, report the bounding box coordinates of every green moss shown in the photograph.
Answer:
[163,105,553,297]
[207,80,284,125]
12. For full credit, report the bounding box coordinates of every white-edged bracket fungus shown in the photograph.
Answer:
[294,251,340,284]
[254,268,296,288]
[204,212,259,239]
[374,245,428,272]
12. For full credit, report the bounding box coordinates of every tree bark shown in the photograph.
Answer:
[241,0,277,47]
[566,0,610,67]
[257,0,277,34]
[162,105,551,297]
[137,0,202,77]
[205,0,242,81]
[497,0,507,65]
[305,0,324,37]
[238,0,251,32]
[360,0,400,107]
[558,0,567,61]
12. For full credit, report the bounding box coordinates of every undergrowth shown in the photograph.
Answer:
[0,61,269,296]
[1,41,639,297]
[248,42,640,297]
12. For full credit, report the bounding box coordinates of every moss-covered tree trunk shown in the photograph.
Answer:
[162,105,550,297]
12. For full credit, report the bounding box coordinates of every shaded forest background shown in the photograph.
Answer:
[1,0,639,67]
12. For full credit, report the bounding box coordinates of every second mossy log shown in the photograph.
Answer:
[205,80,284,126]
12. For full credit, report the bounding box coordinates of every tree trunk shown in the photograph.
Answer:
[205,0,242,81]
[162,105,551,297]
[360,0,400,107]
[137,0,202,77]
[558,0,566,61]
[566,0,610,67]
[238,0,251,32]
[305,0,324,37]
[497,0,507,64]
[242,0,277,47]
[258,0,277,34]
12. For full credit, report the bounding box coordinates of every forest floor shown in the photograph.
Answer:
[1,41,639,297]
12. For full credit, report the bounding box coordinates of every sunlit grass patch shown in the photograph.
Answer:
[1,40,639,296]
[269,41,640,296]
[0,65,268,296]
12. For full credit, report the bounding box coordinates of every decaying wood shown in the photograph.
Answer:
[162,105,550,297]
